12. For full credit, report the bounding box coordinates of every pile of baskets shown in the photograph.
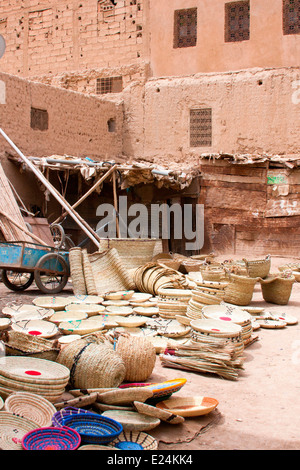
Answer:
[157,288,192,319]
[133,263,189,295]
[186,281,228,320]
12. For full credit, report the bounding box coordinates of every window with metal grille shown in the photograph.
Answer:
[225,1,250,42]
[283,0,300,34]
[190,108,212,147]
[96,76,123,95]
[30,107,49,131]
[173,8,197,48]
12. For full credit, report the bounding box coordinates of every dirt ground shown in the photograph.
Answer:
[0,255,299,451]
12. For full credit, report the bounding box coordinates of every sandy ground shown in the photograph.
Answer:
[0,255,299,452]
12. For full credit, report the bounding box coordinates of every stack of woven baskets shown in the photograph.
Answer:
[157,288,192,319]
[186,281,228,320]
[133,262,189,295]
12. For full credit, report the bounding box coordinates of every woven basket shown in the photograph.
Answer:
[56,337,126,389]
[97,387,153,406]
[69,247,87,295]
[4,391,57,428]
[260,274,295,305]
[0,330,60,361]
[0,411,38,450]
[82,249,98,295]
[22,426,81,451]
[242,255,271,279]
[89,248,135,295]
[108,430,158,450]
[52,406,93,427]
[61,413,123,445]
[223,272,259,306]
[133,401,185,424]
[115,335,156,382]
[101,410,160,432]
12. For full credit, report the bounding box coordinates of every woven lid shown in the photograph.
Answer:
[0,412,38,450]
[102,410,160,432]
[11,320,59,339]
[133,401,185,424]
[0,356,70,384]
[4,391,57,427]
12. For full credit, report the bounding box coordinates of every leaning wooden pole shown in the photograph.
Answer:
[0,128,100,248]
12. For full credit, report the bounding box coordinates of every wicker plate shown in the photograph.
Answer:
[113,316,148,328]
[133,401,185,424]
[257,319,287,329]
[144,378,187,398]
[85,315,119,328]
[33,297,70,311]
[11,320,59,339]
[22,426,81,450]
[65,304,106,316]
[59,319,104,335]
[105,291,135,301]
[156,396,219,417]
[97,387,153,405]
[102,410,160,432]
[191,318,242,337]
[146,319,191,338]
[108,431,158,450]
[0,356,70,384]
[130,293,153,303]
[115,327,158,338]
[105,306,133,316]
[0,411,38,450]
[66,295,104,305]
[2,304,55,319]
[132,306,159,317]
[202,305,251,326]
[58,335,82,345]
[264,312,298,325]
[102,300,130,307]
[49,311,88,324]
[4,391,57,427]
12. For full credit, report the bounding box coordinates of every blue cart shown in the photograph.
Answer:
[0,241,70,294]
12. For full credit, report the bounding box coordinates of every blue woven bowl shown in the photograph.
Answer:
[22,426,81,451]
[52,407,94,427]
[61,413,123,445]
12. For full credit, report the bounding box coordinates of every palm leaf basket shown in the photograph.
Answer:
[242,255,271,279]
[259,274,295,305]
[69,247,87,295]
[0,330,60,362]
[223,271,259,306]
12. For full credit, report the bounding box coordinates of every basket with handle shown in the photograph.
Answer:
[259,273,295,305]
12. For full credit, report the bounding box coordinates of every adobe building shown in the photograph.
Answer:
[0,0,299,256]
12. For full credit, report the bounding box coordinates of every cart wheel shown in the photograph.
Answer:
[50,224,65,249]
[2,270,34,292]
[61,236,75,251]
[34,253,69,294]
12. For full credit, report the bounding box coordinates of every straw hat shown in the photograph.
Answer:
[0,412,38,450]
[4,392,57,427]
[102,410,160,432]
[115,335,156,382]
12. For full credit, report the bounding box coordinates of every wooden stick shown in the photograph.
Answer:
[112,169,120,238]
[52,164,117,225]
[0,209,48,246]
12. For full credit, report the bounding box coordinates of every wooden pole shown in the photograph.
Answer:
[0,128,100,248]
[52,164,117,225]
[0,209,49,246]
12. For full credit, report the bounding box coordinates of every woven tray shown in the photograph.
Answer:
[101,410,160,432]
[0,356,70,385]
[11,319,59,339]
[133,400,185,424]
[97,387,153,406]
[33,297,70,311]
[0,411,38,450]
[4,391,57,428]
[156,395,219,417]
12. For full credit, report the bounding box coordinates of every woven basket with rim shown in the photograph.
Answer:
[223,271,259,306]
[82,249,98,295]
[108,430,158,451]
[242,255,271,279]
[69,247,87,296]
[115,335,156,382]
[0,411,38,450]
[4,391,57,428]
[259,274,295,305]
[0,330,60,361]
[56,337,126,389]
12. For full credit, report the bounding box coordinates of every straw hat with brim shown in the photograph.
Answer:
[33,297,70,311]
[108,430,158,450]
[0,412,39,450]
[4,392,57,427]
[133,401,185,424]
[115,335,156,382]
[156,395,219,417]
[101,410,160,432]
[97,387,153,406]
[56,339,126,389]
[59,320,104,336]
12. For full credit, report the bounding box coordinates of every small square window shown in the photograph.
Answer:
[96,76,123,94]
[283,0,300,35]
[30,107,49,131]
[174,8,197,48]
[225,1,250,42]
[190,108,212,147]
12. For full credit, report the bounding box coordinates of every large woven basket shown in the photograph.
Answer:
[223,271,259,306]
[82,249,98,296]
[242,255,271,279]
[4,391,57,428]
[0,330,60,361]
[115,335,156,382]
[259,274,295,305]
[56,337,126,389]
[69,247,87,295]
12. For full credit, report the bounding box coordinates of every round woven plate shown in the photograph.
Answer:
[10,311,55,323]
[102,410,160,432]
[0,356,70,385]
[2,304,55,319]
[156,395,219,417]
[108,430,158,450]
[4,391,57,427]
[65,303,106,316]
[59,319,104,335]
[49,311,88,324]
[66,295,104,305]
[130,301,157,308]
[202,305,251,326]
[144,378,187,398]
[0,318,11,330]
[190,318,242,337]
[146,319,191,338]
[85,315,119,328]
[33,297,70,311]
[58,335,82,345]
[105,291,135,301]
[115,327,158,338]
[102,300,130,307]
[257,319,287,329]
[264,312,298,325]
[97,387,153,405]
[132,306,159,317]
[133,401,185,424]
[22,426,81,450]
[130,293,153,303]
[105,306,133,316]
[113,316,148,328]
[11,320,59,338]
[0,411,38,450]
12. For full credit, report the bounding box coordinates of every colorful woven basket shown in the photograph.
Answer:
[108,431,158,450]
[61,413,123,445]
[52,406,95,427]
[22,426,81,451]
